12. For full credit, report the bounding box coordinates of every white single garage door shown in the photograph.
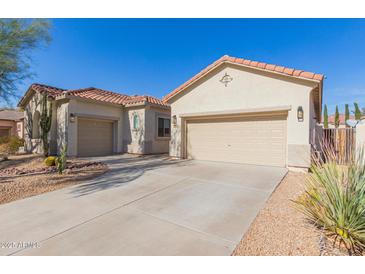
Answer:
[77,118,114,157]
[186,114,287,167]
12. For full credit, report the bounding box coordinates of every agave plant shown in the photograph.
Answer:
[294,144,365,255]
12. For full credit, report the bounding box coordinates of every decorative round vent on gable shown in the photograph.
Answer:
[220,72,233,87]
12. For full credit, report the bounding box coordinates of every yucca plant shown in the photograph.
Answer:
[294,144,365,255]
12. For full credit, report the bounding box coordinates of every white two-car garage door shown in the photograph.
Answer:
[186,114,287,167]
[77,118,114,157]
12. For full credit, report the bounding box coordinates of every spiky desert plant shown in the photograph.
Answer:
[40,93,52,157]
[345,104,350,128]
[323,104,329,129]
[56,144,67,174]
[354,102,362,120]
[294,145,365,255]
[334,106,340,128]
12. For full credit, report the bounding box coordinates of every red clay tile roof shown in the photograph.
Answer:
[327,114,355,125]
[124,95,167,107]
[17,83,66,107]
[66,87,131,105]
[163,55,325,102]
[30,83,66,97]
[18,83,169,108]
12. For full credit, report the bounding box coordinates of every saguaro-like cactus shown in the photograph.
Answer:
[40,93,52,157]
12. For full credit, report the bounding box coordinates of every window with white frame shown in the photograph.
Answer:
[157,117,170,137]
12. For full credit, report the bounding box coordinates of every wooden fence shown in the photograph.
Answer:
[321,128,356,164]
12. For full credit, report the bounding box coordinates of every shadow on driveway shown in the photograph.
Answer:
[70,154,191,197]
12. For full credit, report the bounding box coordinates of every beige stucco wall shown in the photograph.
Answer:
[123,106,146,154]
[23,91,43,154]
[67,98,123,156]
[356,123,365,152]
[168,63,319,167]
[123,105,170,154]
[144,106,170,154]
[23,91,58,155]
[56,100,69,154]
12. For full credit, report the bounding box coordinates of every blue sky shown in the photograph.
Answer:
[5,19,365,114]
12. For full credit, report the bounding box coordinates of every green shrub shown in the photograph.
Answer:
[44,156,56,166]
[56,144,67,174]
[294,145,365,255]
[0,136,10,144]
[0,136,24,155]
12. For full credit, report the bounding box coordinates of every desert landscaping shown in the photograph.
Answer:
[0,154,108,205]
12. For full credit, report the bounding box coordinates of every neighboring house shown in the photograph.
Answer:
[18,84,170,156]
[163,55,324,168]
[323,114,355,128]
[0,109,24,139]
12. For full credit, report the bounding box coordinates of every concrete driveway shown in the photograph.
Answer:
[0,154,287,256]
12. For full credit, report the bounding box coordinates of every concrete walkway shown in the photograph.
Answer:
[0,155,287,255]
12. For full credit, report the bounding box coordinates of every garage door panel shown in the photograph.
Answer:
[78,118,113,157]
[186,115,287,167]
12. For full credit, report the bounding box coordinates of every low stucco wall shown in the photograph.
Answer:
[168,63,319,168]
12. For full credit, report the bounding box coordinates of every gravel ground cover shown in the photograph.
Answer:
[0,154,108,205]
[233,172,348,256]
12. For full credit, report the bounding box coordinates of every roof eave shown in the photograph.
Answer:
[124,100,170,109]
[17,86,35,108]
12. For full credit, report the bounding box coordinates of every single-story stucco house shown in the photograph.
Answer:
[0,109,24,139]
[163,55,324,169]
[18,84,170,157]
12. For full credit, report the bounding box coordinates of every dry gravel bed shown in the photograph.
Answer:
[233,172,348,256]
[0,155,108,205]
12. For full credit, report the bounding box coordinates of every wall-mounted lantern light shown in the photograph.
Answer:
[69,113,76,123]
[172,115,177,127]
[297,106,304,122]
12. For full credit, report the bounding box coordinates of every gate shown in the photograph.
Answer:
[321,128,356,164]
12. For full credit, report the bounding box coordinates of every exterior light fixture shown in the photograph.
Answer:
[297,106,304,122]
[69,113,76,123]
[220,72,233,87]
[172,115,177,127]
